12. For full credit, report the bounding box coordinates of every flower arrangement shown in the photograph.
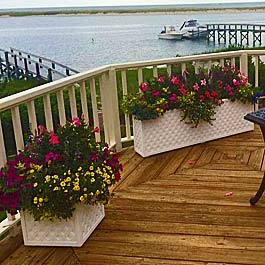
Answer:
[122,65,260,127]
[0,117,122,221]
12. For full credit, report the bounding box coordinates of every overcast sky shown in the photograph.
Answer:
[1,0,265,9]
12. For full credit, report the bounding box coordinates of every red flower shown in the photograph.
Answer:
[152,90,160,97]
[171,76,180,85]
[199,95,205,101]
[169,93,177,102]
[157,76,164,83]
[178,87,187,96]
[205,91,210,98]
[49,131,59,145]
[211,90,218,97]
[140,82,148,92]
[71,117,81,127]
[93,127,100,133]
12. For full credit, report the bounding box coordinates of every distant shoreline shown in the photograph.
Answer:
[1,7,265,17]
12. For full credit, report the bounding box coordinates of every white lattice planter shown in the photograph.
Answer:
[133,100,254,157]
[21,204,104,247]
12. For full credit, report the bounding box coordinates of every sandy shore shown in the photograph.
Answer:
[1,7,265,17]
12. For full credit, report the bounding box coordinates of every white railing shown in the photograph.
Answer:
[0,49,265,243]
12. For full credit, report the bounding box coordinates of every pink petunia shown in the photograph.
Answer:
[200,79,207,86]
[49,131,59,145]
[140,82,148,92]
[152,90,160,97]
[157,76,164,83]
[163,103,170,110]
[193,83,200,91]
[171,76,180,86]
[45,151,59,163]
[92,127,100,133]
[179,87,187,96]
[71,117,81,127]
[169,93,177,102]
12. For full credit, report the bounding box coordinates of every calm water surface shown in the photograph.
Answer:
[1,12,265,71]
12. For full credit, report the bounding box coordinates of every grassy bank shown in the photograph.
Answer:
[1,6,265,17]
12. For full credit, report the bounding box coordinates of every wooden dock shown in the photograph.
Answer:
[3,126,265,264]
[207,23,265,46]
[0,47,79,81]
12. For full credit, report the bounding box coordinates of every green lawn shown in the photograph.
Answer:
[0,211,6,222]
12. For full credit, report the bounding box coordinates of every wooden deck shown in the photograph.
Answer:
[3,126,265,265]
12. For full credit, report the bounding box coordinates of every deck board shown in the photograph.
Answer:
[3,127,265,264]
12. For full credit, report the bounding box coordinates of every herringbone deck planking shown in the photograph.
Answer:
[3,126,265,265]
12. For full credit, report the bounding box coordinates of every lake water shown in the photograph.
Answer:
[1,11,265,72]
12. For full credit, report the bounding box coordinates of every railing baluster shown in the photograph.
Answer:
[231,57,236,66]
[254,55,259,111]
[0,117,7,167]
[89,78,101,142]
[138,68,143,85]
[99,73,110,144]
[194,62,199,74]
[220,58,225,66]
[153,66,158,78]
[207,60,212,72]
[254,56,259,88]
[240,52,248,75]
[122,70,131,140]
[108,68,122,151]
[69,85,78,118]
[56,89,66,126]
[27,100,37,134]
[11,107,24,152]
[80,81,89,123]
[43,94,53,131]
[167,64,172,76]
[181,63,186,75]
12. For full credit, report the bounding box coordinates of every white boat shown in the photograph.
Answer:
[158,26,183,40]
[179,20,208,39]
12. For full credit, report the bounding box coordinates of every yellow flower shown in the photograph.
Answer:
[95,190,100,195]
[29,169,34,174]
[53,175,59,179]
[64,189,68,193]
[39,198,43,203]
[33,197,38,204]
[33,182,38,187]
[91,172,95,177]
[91,178,95,183]
[107,180,111,184]
[75,172,80,177]
[78,166,82,171]
[53,186,59,191]
[73,185,80,191]
[89,166,94,171]
[80,196,85,202]
[45,175,51,182]
[68,170,71,175]
[83,188,87,192]
[60,181,66,187]
[65,177,71,182]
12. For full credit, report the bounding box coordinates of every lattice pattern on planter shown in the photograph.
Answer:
[133,100,254,157]
[21,204,104,247]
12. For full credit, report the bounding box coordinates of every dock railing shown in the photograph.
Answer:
[0,49,265,259]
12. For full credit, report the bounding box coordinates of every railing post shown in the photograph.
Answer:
[108,68,122,151]
[240,52,248,75]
